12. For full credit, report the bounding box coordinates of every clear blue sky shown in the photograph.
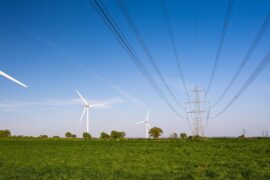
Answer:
[0,0,269,137]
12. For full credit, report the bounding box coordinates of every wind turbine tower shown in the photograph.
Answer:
[136,111,151,138]
[76,90,106,134]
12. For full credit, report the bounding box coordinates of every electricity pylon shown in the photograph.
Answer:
[186,85,208,136]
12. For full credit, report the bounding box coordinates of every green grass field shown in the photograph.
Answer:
[0,138,269,179]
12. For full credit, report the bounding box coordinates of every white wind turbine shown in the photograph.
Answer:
[136,111,151,138]
[76,90,106,133]
[0,70,28,88]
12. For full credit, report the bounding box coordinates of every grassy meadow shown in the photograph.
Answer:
[0,138,269,179]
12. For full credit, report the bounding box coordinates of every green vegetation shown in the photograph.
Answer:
[65,132,72,138]
[0,138,269,179]
[180,132,188,139]
[65,132,76,138]
[38,135,48,139]
[149,127,163,138]
[239,134,246,139]
[100,132,110,139]
[110,130,126,139]
[0,130,11,137]
[169,132,178,139]
[83,132,91,140]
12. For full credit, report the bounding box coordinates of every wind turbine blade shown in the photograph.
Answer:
[79,108,86,123]
[0,71,28,88]
[145,111,150,122]
[90,104,106,108]
[135,121,145,125]
[75,90,88,106]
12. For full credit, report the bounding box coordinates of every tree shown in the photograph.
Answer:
[110,131,118,139]
[110,131,126,139]
[239,134,245,139]
[52,136,60,138]
[100,132,110,139]
[121,131,126,138]
[72,134,77,138]
[180,133,187,139]
[169,133,178,139]
[189,135,202,140]
[149,127,163,139]
[0,130,11,137]
[83,132,91,140]
[65,132,73,138]
[38,135,48,138]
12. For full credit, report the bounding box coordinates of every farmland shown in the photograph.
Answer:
[0,138,269,179]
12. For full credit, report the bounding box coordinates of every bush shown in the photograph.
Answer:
[187,135,203,140]
[71,134,77,138]
[100,132,110,139]
[65,132,73,138]
[38,135,48,139]
[110,131,125,139]
[121,132,126,138]
[83,132,91,140]
[180,133,187,139]
[239,134,245,139]
[65,132,76,138]
[192,135,202,140]
[52,136,60,138]
[0,130,11,137]
[169,133,178,139]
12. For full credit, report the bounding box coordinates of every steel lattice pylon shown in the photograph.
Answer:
[186,85,208,136]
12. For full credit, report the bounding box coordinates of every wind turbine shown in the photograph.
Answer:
[76,90,106,133]
[0,70,28,88]
[136,111,151,138]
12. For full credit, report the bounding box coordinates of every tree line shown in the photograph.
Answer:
[0,128,257,140]
[0,127,186,139]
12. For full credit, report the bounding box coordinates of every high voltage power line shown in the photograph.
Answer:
[160,0,192,130]
[115,0,186,110]
[211,13,270,108]
[89,0,187,120]
[211,50,270,119]
[90,0,269,130]
[160,0,191,104]
[206,0,234,98]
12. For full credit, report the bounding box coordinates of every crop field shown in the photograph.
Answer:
[0,138,269,179]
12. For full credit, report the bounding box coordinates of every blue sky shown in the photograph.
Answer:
[0,0,269,137]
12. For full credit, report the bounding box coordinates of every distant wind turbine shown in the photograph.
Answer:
[0,70,28,88]
[76,90,106,133]
[136,111,151,138]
